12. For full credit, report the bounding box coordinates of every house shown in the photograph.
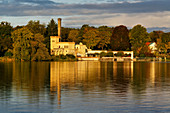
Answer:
[146,42,157,53]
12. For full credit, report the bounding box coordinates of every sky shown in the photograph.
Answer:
[0,0,170,32]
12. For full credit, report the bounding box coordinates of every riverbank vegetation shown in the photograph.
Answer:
[0,19,170,61]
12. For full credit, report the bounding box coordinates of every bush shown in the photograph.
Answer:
[5,51,13,58]
[100,52,107,58]
[116,51,124,57]
[139,54,145,57]
[106,52,113,57]
[66,54,75,59]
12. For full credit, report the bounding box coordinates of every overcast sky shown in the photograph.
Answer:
[0,0,170,31]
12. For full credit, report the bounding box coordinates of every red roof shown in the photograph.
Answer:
[146,42,152,46]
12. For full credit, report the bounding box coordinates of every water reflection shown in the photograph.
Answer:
[0,61,170,112]
[50,61,134,104]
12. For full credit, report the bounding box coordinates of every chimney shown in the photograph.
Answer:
[58,18,61,38]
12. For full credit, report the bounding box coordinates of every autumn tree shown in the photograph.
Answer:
[83,28,100,49]
[12,27,33,60]
[45,19,58,50]
[31,33,51,61]
[68,29,80,43]
[26,20,46,35]
[97,26,112,50]
[61,27,73,42]
[0,22,13,56]
[149,31,163,42]
[129,25,149,56]
[111,25,130,51]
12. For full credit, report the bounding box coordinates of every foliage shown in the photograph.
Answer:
[116,51,124,57]
[68,29,80,43]
[12,27,33,60]
[31,33,51,61]
[52,54,77,61]
[61,27,73,42]
[26,20,46,35]
[83,28,100,49]
[97,26,112,50]
[111,25,130,51]
[149,31,163,42]
[100,52,107,58]
[45,19,58,50]
[0,22,13,56]
[106,52,114,57]
[129,24,149,55]
[5,49,13,58]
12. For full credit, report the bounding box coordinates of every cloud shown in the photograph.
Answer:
[0,0,170,16]
[1,0,170,29]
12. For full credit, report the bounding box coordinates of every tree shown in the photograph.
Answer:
[83,28,100,49]
[31,34,51,61]
[61,27,73,42]
[129,25,149,56]
[97,26,112,50]
[45,19,58,36]
[26,20,46,35]
[149,31,163,42]
[45,19,58,51]
[68,29,80,43]
[11,27,33,60]
[111,25,130,51]
[0,21,13,56]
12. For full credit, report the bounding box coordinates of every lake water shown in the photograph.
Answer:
[0,61,170,113]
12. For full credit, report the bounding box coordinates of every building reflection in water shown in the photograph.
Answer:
[50,61,134,104]
[9,61,169,108]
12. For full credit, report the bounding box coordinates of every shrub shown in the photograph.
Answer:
[116,51,124,57]
[5,51,13,58]
[106,52,113,57]
[100,52,107,58]
[139,54,145,57]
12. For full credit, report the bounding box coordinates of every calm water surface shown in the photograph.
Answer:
[0,61,170,113]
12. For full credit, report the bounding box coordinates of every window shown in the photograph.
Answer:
[52,40,55,42]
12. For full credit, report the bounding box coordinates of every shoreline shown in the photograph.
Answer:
[1,57,169,62]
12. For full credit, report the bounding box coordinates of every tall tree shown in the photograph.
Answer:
[11,27,33,60]
[83,28,100,49]
[68,29,80,43]
[111,25,130,51]
[97,26,112,50]
[46,19,58,36]
[45,19,58,50]
[0,22,13,56]
[149,31,163,42]
[31,33,51,61]
[26,20,46,35]
[61,27,73,42]
[129,24,149,55]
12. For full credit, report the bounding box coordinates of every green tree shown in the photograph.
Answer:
[45,19,58,36]
[111,25,130,51]
[45,19,58,51]
[149,31,163,42]
[61,27,73,42]
[26,20,46,35]
[68,29,80,43]
[83,28,100,49]
[12,27,33,60]
[0,21,13,56]
[129,25,149,56]
[31,34,51,61]
[97,26,112,50]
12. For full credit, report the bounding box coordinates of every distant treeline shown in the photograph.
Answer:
[0,19,170,61]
